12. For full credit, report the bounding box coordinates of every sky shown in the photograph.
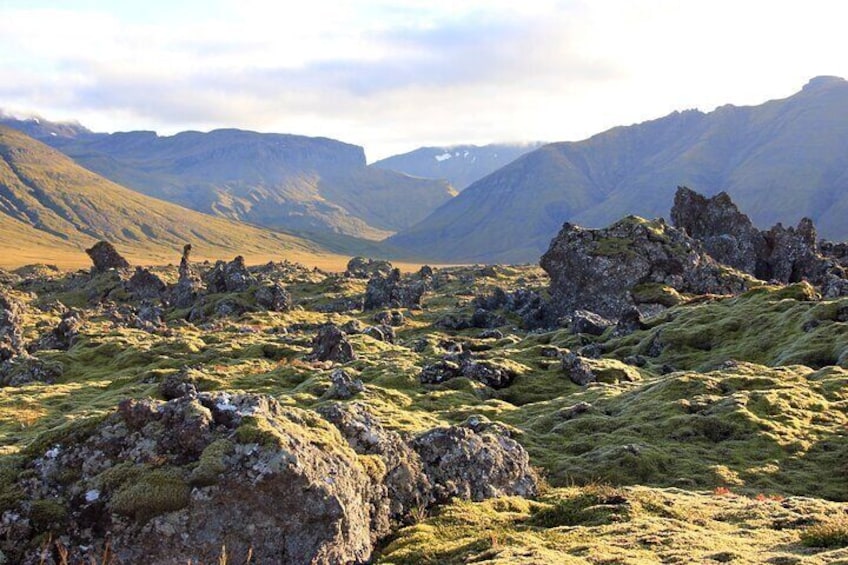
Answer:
[2,0,848,161]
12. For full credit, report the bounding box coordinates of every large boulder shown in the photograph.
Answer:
[540,216,750,319]
[345,257,394,279]
[1,394,380,565]
[85,241,130,273]
[170,244,203,308]
[126,267,166,300]
[309,324,356,363]
[671,186,848,293]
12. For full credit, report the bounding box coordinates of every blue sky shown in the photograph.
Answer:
[2,0,848,160]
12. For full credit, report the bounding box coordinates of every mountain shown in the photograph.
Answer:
[388,76,848,263]
[0,125,340,268]
[373,142,543,190]
[0,118,455,241]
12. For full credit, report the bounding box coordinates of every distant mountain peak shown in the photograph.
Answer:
[803,75,846,91]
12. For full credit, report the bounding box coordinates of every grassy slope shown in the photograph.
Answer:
[0,126,355,269]
[1,264,847,562]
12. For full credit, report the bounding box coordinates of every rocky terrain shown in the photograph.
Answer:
[0,188,847,563]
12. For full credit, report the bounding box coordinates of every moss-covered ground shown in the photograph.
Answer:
[1,262,847,563]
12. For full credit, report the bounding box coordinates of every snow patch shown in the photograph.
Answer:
[434,152,452,162]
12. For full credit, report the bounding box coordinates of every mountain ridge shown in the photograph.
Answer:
[388,76,848,263]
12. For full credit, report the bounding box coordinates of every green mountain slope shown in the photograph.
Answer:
[0,126,337,267]
[389,76,848,263]
[8,126,456,240]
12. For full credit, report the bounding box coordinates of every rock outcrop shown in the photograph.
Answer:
[0,290,24,361]
[671,186,848,295]
[541,216,750,319]
[345,257,394,279]
[3,393,538,564]
[309,324,356,363]
[126,267,166,300]
[170,244,202,308]
[364,268,427,310]
[85,241,130,273]
[203,256,256,293]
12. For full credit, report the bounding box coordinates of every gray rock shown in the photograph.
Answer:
[309,324,356,363]
[570,310,613,336]
[0,290,24,361]
[254,282,292,312]
[85,241,130,273]
[203,256,255,293]
[324,368,366,400]
[562,352,596,385]
[345,257,393,279]
[364,269,427,310]
[126,267,166,300]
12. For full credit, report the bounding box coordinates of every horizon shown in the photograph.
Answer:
[2,1,848,161]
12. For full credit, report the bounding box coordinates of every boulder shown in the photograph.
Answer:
[126,267,166,300]
[345,257,393,279]
[570,310,613,336]
[0,290,24,361]
[85,241,130,273]
[364,269,427,310]
[171,244,202,309]
[203,256,256,293]
[254,282,292,312]
[540,216,750,319]
[36,310,83,351]
[1,394,380,565]
[561,352,596,385]
[323,368,366,400]
[671,186,848,291]
[309,324,356,363]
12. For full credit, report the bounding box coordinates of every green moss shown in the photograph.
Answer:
[801,516,848,548]
[110,468,190,523]
[530,485,630,527]
[189,439,232,486]
[631,283,685,307]
[29,498,68,530]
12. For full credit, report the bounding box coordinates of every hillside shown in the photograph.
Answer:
[0,121,456,240]
[0,126,345,268]
[389,76,848,263]
[373,142,543,190]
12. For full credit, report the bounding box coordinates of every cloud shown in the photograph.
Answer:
[2,1,848,159]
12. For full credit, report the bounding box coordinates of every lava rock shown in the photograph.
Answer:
[85,241,130,273]
[126,267,166,300]
[323,369,366,400]
[364,269,427,310]
[345,257,394,279]
[570,310,613,336]
[0,290,25,361]
[309,324,356,363]
[561,352,596,386]
[254,282,292,312]
[204,256,256,293]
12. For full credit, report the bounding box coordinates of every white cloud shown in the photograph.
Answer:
[1,0,848,159]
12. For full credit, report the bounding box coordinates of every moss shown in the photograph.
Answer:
[189,439,233,487]
[631,283,685,307]
[529,485,630,527]
[801,516,848,548]
[29,498,68,530]
[358,454,388,484]
[110,468,190,523]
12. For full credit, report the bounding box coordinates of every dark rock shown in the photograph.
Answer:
[346,256,393,279]
[373,310,405,327]
[419,359,464,385]
[623,355,648,367]
[0,290,25,361]
[363,325,396,344]
[418,265,434,278]
[460,360,516,389]
[159,368,203,400]
[85,241,130,273]
[435,313,471,331]
[364,269,427,310]
[470,308,505,329]
[570,310,613,336]
[171,244,202,308]
[254,282,292,312]
[557,401,595,420]
[0,355,63,386]
[204,256,255,293]
[615,307,647,335]
[541,216,749,319]
[561,352,596,385]
[36,310,83,351]
[341,319,365,334]
[479,329,504,340]
[672,187,848,292]
[324,369,366,400]
[126,267,166,300]
[309,324,356,363]
[315,296,364,313]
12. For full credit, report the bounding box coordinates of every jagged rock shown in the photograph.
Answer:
[345,257,393,279]
[672,186,848,292]
[570,310,613,336]
[561,352,596,385]
[36,310,82,351]
[364,269,427,310]
[373,310,405,327]
[314,297,364,313]
[0,354,63,386]
[254,282,292,312]
[85,241,130,273]
[435,313,471,331]
[171,244,202,308]
[126,267,166,300]
[309,324,356,363]
[204,256,256,293]
[418,265,434,279]
[0,290,24,361]
[479,329,504,340]
[420,356,516,389]
[474,287,554,329]
[541,216,750,319]
[671,187,766,274]
[341,319,365,334]
[2,394,381,564]
[363,325,396,344]
[615,307,647,336]
[411,423,537,504]
[158,368,203,400]
[323,369,366,400]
